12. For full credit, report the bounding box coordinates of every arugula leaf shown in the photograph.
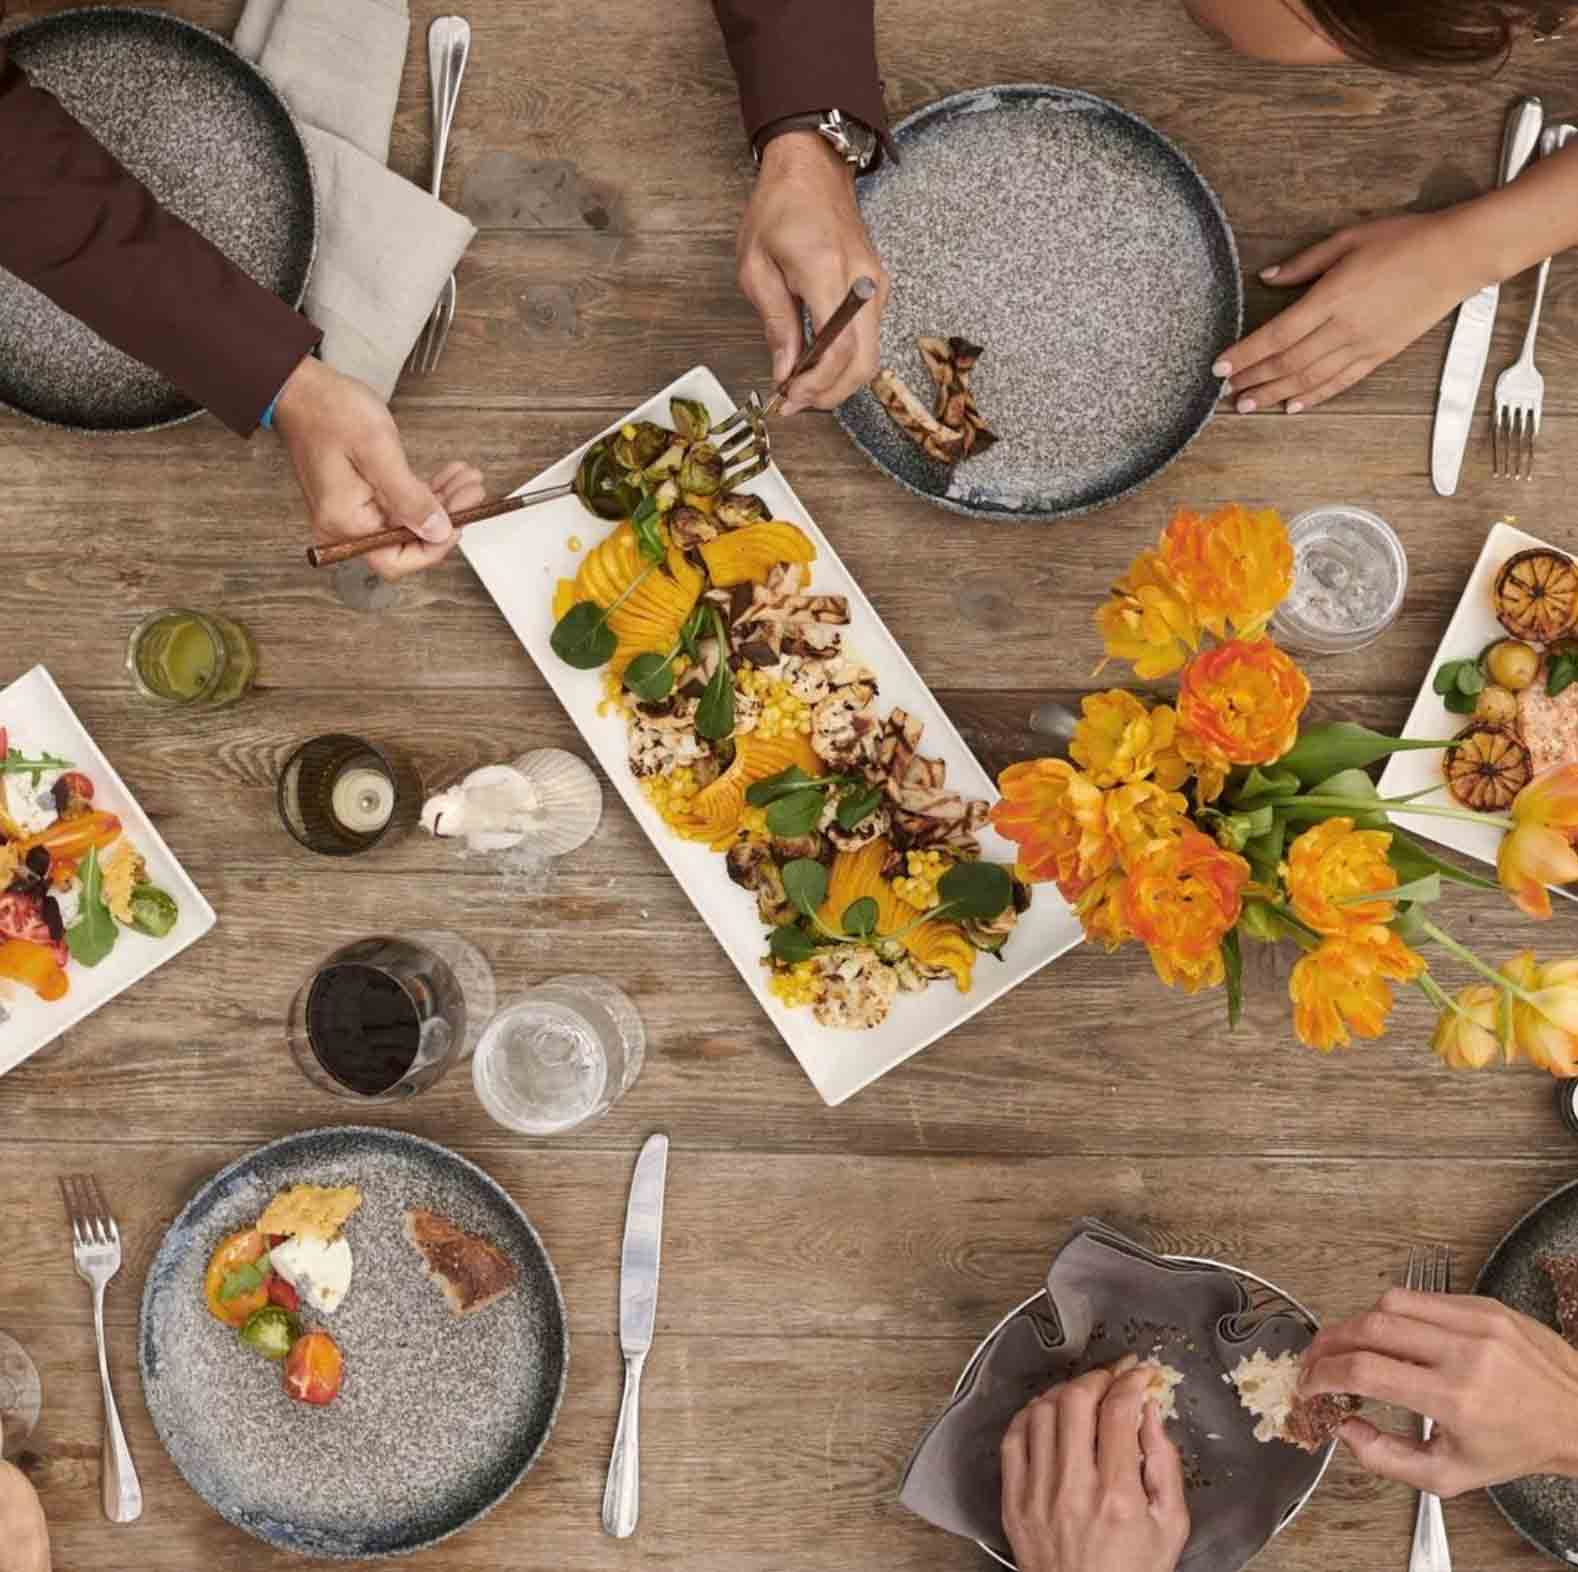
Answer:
[766,790,825,837]
[1222,929,1244,1030]
[65,847,118,967]
[694,609,736,741]
[836,783,884,831]
[0,747,72,783]
[630,494,665,563]
[550,601,618,670]
[781,858,829,917]
[218,1255,270,1302]
[842,897,879,938]
[623,650,676,703]
[934,861,1013,920]
[769,924,818,964]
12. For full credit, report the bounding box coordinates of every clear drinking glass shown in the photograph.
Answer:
[126,608,257,706]
[1269,505,1408,656]
[278,734,421,856]
[287,930,496,1102]
[0,1332,40,1460]
[471,974,645,1135]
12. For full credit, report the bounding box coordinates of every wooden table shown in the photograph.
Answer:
[6,0,1578,1566]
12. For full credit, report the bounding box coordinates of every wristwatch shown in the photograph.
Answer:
[753,108,881,174]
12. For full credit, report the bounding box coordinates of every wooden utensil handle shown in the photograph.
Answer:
[305,484,573,567]
[762,276,878,418]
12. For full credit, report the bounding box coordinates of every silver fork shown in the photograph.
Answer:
[1406,1244,1452,1572]
[60,1175,142,1523]
[1492,124,1573,478]
[406,17,471,375]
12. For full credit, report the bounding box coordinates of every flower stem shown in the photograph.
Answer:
[1416,918,1533,1005]
[1287,794,1513,831]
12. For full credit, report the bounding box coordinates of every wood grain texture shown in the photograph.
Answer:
[8,0,1578,1566]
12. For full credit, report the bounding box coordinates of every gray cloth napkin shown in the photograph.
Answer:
[235,0,476,399]
[898,1220,1329,1572]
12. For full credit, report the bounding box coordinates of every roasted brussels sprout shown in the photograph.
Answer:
[714,491,772,530]
[653,477,681,513]
[667,505,719,548]
[679,442,725,496]
[612,420,670,472]
[669,397,712,444]
[574,439,644,521]
[643,440,687,482]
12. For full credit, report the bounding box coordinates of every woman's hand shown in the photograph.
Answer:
[272,357,484,580]
[736,133,889,414]
[1300,1288,1578,1496]
[1000,1366,1190,1572]
[1215,211,1488,414]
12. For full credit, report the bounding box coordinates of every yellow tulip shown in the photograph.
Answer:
[1497,823,1578,921]
[1509,954,1578,1076]
[1513,764,1578,831]
[1430,984,1506,1070]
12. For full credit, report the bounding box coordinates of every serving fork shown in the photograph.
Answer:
[1493,123,1575,479]
[60,1174,142,1523]
[407,17,471,376]
[1405,1244,1452,1572]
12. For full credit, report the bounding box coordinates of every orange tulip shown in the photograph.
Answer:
[1431,983,1507,1070]
[1289,931,1423,1053]
[1094,551,1200,680]
[1497,823,1578,921]
[1119,829,1249,993]
[1074,871,1133,953]
[1158,504,1294,640]
[1512,764,1578,831]
[992,760,1116,899]
[1286,818,1399,934]
[1176,638,1311,769]
[1069,691,1190,791]
[1505,952,1578,1075]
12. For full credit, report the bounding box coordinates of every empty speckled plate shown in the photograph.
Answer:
[0,6,317,432]
[1477,1178,1578,1564]
[139,1127,568,1559]
[839,84,1241,521]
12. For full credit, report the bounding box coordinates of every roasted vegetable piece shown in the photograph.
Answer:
[1444,722,1533,812]
[239,1306,301,1361]
[679,443,725,496]
[1474,685,1519,726]
[698,522,817,587]
[1485,638,1540,691]
[15,810,121,863]
[203,1229,271,1326]
[574,439,644,522]
[612,421,670,472]
[267,1274,302,1313]
[0,938,67,1001]
[1495,549,1578,643]
[669,397,712,443]
[284,1331,345,1406]
[870,368,966,464]
[714,491,772,531]
[128,884,179,937]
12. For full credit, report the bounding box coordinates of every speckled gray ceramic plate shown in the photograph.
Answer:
[139,1127,568,1559]
[839,84,1241,521]
[1476,1177,1578,1563]
[0,6,317,432]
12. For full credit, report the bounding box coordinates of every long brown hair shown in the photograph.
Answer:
[1300,0,1554,69]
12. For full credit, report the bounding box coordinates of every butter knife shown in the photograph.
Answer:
[1431,96,1544,495]
[602,1132,669,1538]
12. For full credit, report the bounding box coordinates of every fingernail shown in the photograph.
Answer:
[1221,378,1234,396]
[1262,265,1280,280]
[1237,397,1257,414]
[416,509,452,544]
[1286,400,1304,415]
[1212,359,1231,378]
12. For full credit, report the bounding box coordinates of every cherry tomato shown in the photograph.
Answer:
[284,1331,344,1406]
[203,1229,270,1327]
[266,1275,301,1313]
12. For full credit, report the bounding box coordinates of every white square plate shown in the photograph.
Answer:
[462,367,1084,1104]
[1378,520,1573,898]
[0,665,218,1074]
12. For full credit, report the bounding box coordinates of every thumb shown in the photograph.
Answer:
[739,252,804,387]
[1339,1419,1447,1493]
[1262,230,1356,288]
[357,425,451,543]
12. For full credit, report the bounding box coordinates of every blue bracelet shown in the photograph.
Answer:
[258,392,281,431]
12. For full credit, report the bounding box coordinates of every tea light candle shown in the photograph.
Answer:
[332,767,396,834]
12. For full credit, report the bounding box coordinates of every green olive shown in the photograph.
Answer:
[1485,638,1539,692]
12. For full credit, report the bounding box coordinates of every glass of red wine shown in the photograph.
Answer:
[286,931,496,1102]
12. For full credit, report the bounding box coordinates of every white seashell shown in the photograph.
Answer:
[420,751,601,858]
[511,748,602,857]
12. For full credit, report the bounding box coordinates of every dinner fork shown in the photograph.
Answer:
[1492,124,1574,478]
[407,17,471,376]
[1405,1244,1452,1572]
[60,1175,142,1523]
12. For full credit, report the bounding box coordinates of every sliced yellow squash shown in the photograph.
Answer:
[698,522,816,587]
[671,733,826,844]
[903,920,976,992]
[818,838,902,936]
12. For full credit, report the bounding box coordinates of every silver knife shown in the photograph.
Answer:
[1432,96,1544,495]
[601,1132,669,1538]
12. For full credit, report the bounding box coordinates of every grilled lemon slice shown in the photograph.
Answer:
[1494,549,1578,643]
[1444,722,1533,812]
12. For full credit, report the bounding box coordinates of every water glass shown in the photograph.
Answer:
[472,974,645,1136]
[278,734,421,856]
[287,930,495,1102]
[126,608,257,706]
[1269,505,1408,656]
[0,1332,40,1460]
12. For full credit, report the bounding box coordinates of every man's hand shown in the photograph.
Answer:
[0,1458,50,1572]
[1000,1366,1190,1572]
[1300,1289,1578,1497]
[1215,210,1487,414]
[272,357,484,580]
[737,132,888,413]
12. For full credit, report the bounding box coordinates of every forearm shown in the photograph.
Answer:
[1441,143,1578,292]
[0,47,319,435]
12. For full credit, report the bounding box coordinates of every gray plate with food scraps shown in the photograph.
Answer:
[139,1127,568,1559]
[1477,1177,1578,1565]
[0,6,317,433]
[838,84,1241,521]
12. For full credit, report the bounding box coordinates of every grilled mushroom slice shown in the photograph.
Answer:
[870,369,966,464]
[1444,722,1533,812]
[1495,549,1578,643]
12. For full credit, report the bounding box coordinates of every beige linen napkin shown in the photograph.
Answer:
[235,0,476,399]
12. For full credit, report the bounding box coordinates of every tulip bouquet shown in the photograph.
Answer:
[990,505,1578,1074]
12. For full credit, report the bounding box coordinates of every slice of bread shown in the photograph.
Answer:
[1231,1349,1359,1451]
[403,1207,520,1316]
[258,1184,363,1244]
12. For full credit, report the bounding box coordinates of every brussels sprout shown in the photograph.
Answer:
[575,439,643,521]
[612,421,670,472]
[643,440,687,481]
[653,478,681,513]
[714,491,772,530]
[679,442,725,497]
[669,397,712,444]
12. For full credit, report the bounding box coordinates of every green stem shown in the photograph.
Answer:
[885,898,965,947]
[1285,794,1514,831]
[1416,918,1533,1005]
[1415,972,1456,1015]
[1261,901,1323,948]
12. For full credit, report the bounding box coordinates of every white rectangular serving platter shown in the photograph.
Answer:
[462,367,1084,1105]
[1378,520,1575,901]
[0,665,218,1076]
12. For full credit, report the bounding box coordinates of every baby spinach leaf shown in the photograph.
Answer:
[745,766,818,808]
[630,494,665,564]
[836,784,884,830]
[781,858,829,917]
[65,848,117,967]
[842,898,879,938]
[769,924,818,964]
[766,790,825,837]
[623,651,676,703]
[551,601,618,670]
[694,610,736,740]
[934,861,1012,921]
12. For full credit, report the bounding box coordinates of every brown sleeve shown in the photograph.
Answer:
[0,40,321,435]
[711,0,886,143]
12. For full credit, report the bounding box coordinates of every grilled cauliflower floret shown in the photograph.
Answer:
[811,946,898,1030]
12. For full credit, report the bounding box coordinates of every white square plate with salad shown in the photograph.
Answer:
[461,366,1084,1106]
[1378,520,1576,899]
[0,664,217,1075]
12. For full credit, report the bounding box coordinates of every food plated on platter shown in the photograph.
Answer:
[1380,523,1578,894]
[141,1127,567,1559]
[0,665,215,1075]
[461,367,1084,1106]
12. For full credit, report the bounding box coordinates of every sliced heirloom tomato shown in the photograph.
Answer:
[267,1275,301,1313]
[284,1331,344,1406]
[0,938,67,1001]
[203,1228,271,1327]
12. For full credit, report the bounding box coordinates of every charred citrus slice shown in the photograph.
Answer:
[1494,549,1578,643]
[1444,722,1532,812]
